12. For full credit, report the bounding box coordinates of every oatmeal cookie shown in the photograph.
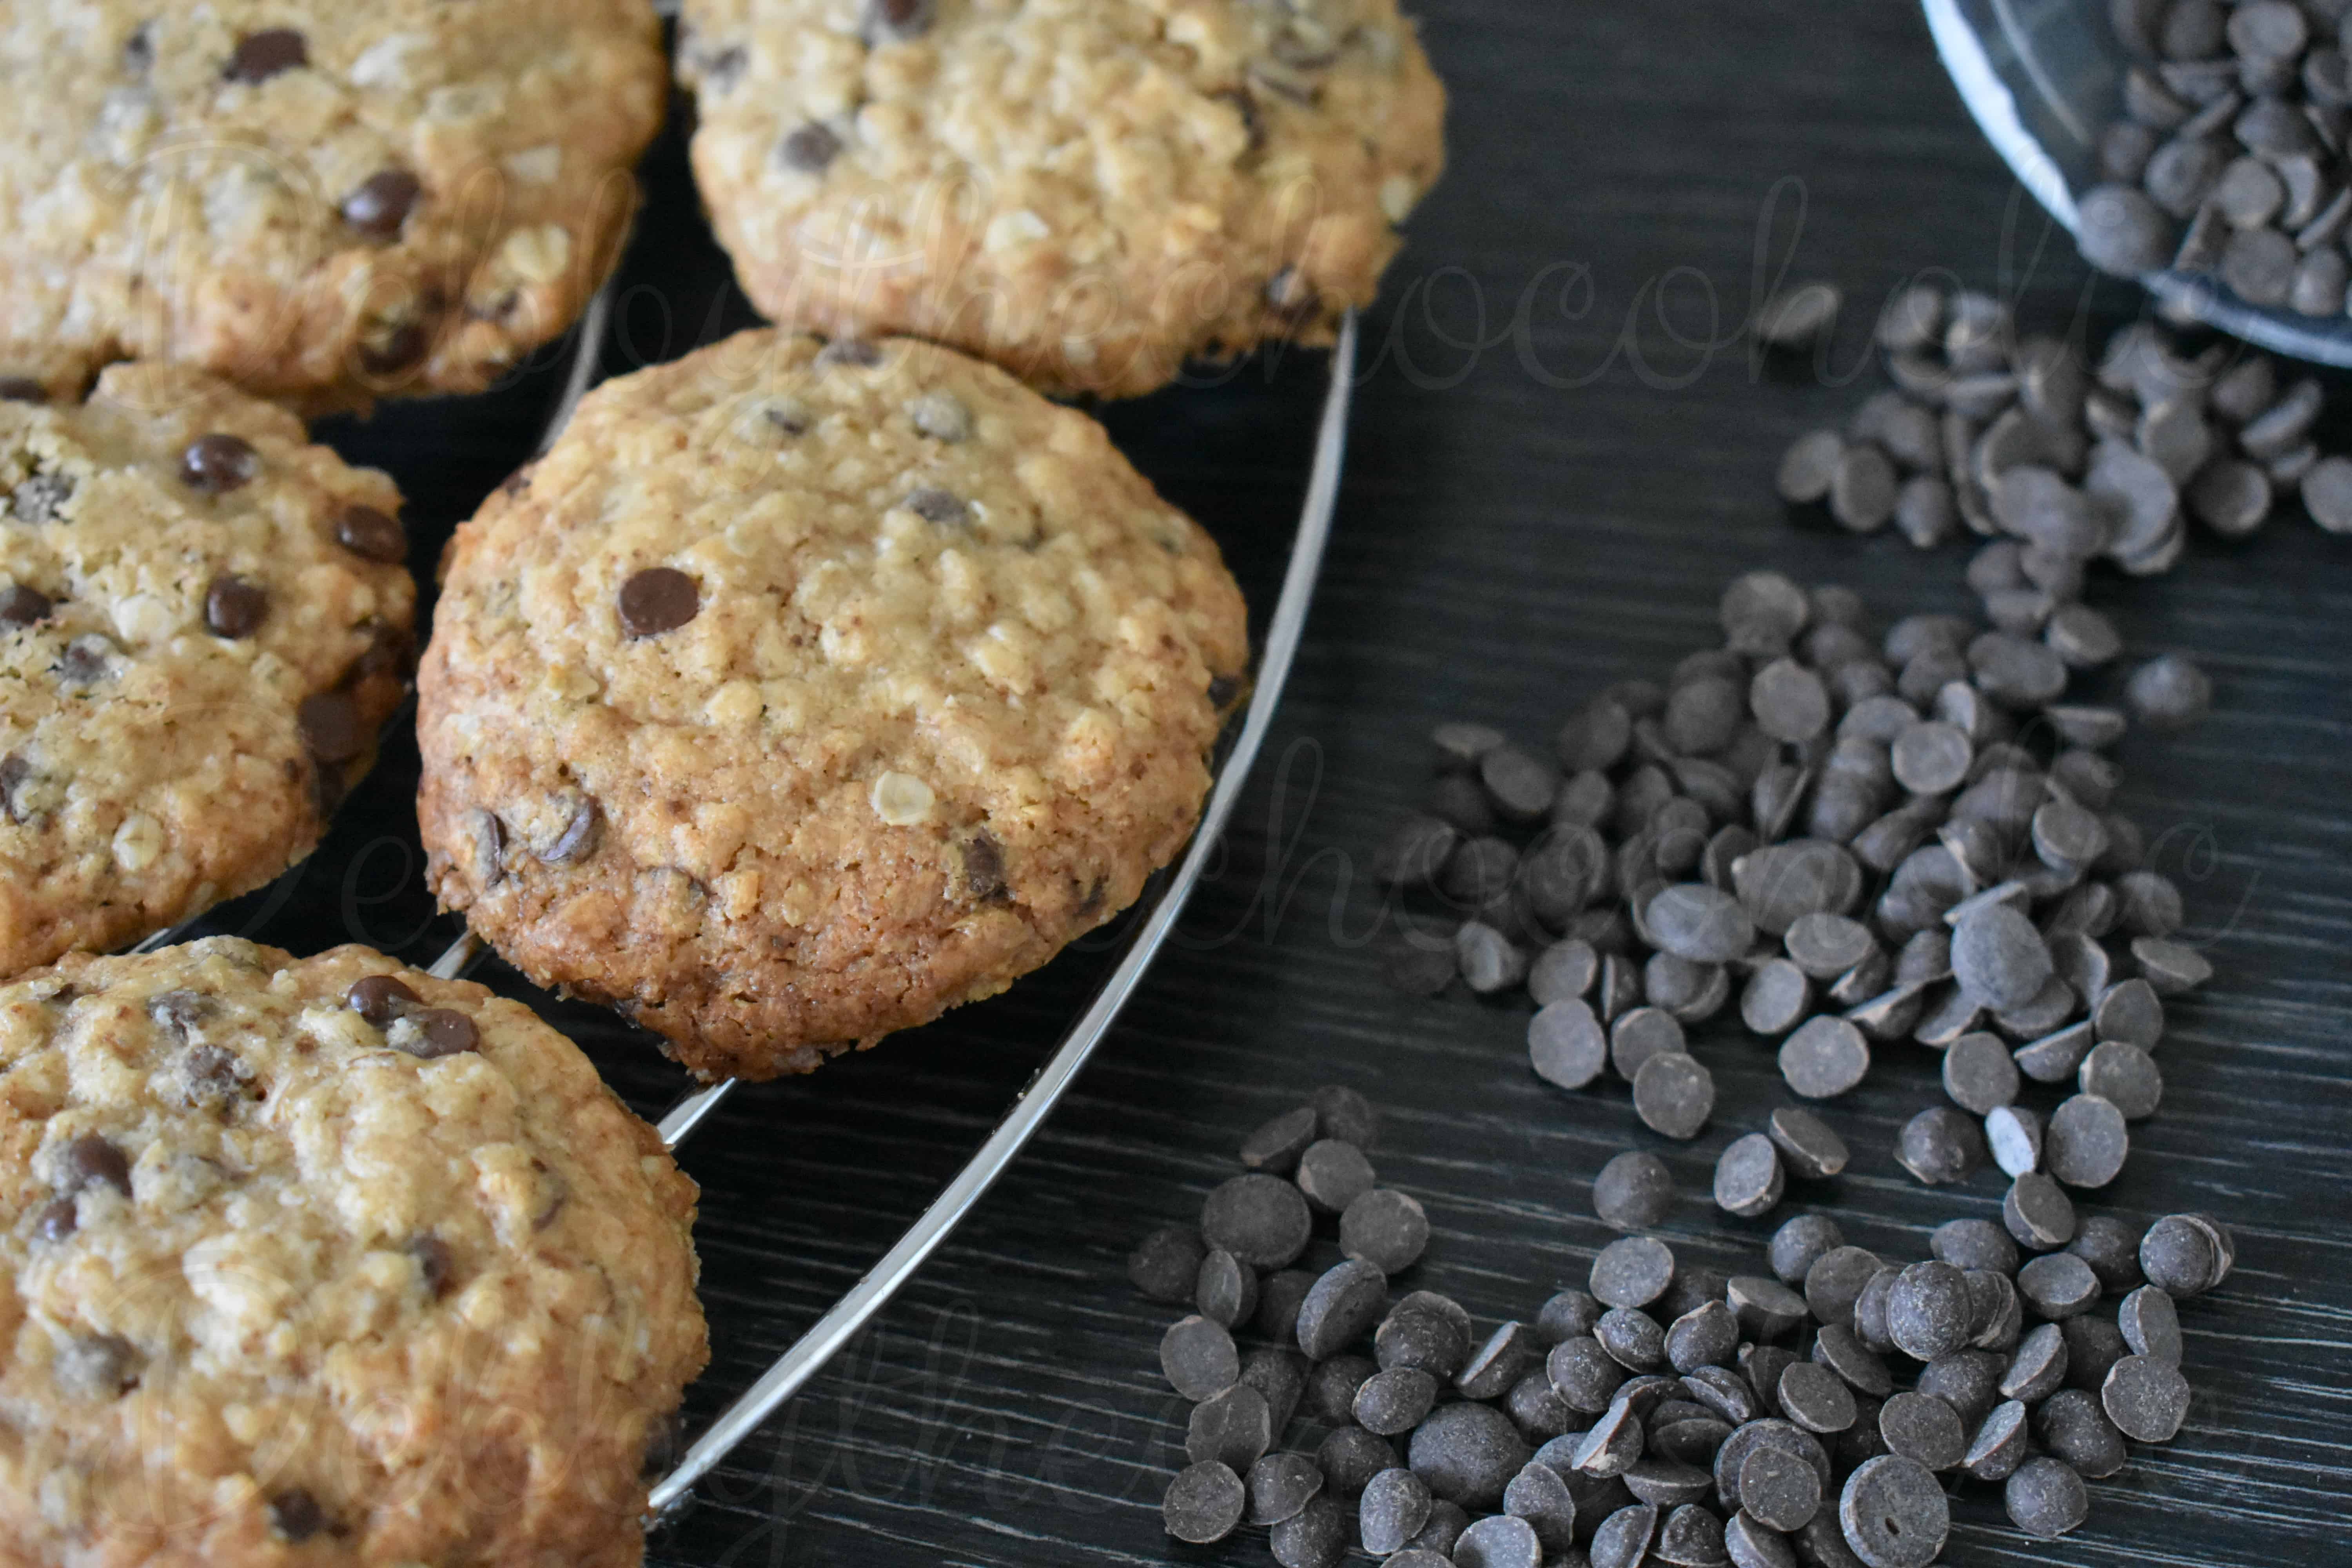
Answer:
[675,0,1446,397]
[416,328,1250,1077]
[0,938,706,1567]
[0,2,665,411]
[0,365,416,978]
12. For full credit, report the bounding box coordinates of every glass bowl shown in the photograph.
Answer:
[1923,0,2352,367]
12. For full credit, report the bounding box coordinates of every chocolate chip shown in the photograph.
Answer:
[776,121,846,177]
[959,830,1010,903]
[617,567,700,638]
[1297,1259,1388,1360]
[1271,1491,1349,1568]
[1714,1134,1785,1219]
[1358,1465,1433,1552]
[60,1133,130,1197]
[335,505,406,563]
[1777,1362,1857,1434]
[2045,1093,2130,1187]
[1340,1189,1428,1274]
[389,1008,479,1060]
[1408,1401,1532,1509]
[862,0,937,42]
[297,690,364,763]
[1779,1015,1870,1098]
[1128,1225,1205,1302]
[0,583,52,630]
[0,377,46,402]
[1592,1236,1677,1310]
[905,486,971,526]
[522,791,599,868]
[176,1044,247,1109]
[181,433,259,494]
[1246,1452,1323,1527]
[408,1234,456,1298]
[28,1191,78,1247]
[342,169,421,240]
[1768,1107,1849,1180]
[360,319,427,379]
[1837,1455,1946,1568]
[227,28,308,83]
[203,573,268,638]
[1189,1383,1274,1469]
[1161,1314,1240,1401]
[1633,1050,1715,1140]
[1530,999,1608,1090]
[2004,1455,2086,1538]
[1163,1460,1246,1544]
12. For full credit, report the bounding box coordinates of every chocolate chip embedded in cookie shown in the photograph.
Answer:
[0,363,416,978]
[416,328,1251,1078]
[675,0,1447,397]
[0,938,706,1568]
[0,4,665,411]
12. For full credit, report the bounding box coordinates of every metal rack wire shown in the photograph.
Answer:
[117,285,1357,1530]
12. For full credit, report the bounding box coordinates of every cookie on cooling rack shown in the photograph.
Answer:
[673,0,1446,398]
[416,328,1250,1078]
[0,2,664,411]
[0,365,416,978]
[0,937,706,1567]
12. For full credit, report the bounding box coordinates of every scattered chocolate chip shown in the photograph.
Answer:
[781,121,844,173]
[203,573,269,638]
[227,28,308,83]
[180,433,259,494]
[408,1234,456,1298]
[297,690,365,763]
[1163,1460,1246,1544]
[905,486,971,526]
[389,1008,479,1060]
[862,0,937,43]
[342,169,421,240]
[60,1133,130,1197]
[334,505,407,562]
[618,568,700,638]
[0,583,52,630]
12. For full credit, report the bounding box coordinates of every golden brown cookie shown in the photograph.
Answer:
[0,365,416,979]
[675,0,1446,397]
[0,938,705,1568]
[0,2,665,412]
[416,328,1250,1078]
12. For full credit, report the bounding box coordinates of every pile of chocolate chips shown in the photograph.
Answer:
[1777,288,2352,554]
[1131,1090,2237,1566]
[1371,574,2210,1201]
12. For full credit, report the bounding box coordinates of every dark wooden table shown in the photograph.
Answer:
[232,2,2352,1563]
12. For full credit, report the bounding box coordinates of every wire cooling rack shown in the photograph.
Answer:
[127,279,1357,1528]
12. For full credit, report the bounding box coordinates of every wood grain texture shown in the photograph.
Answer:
[215,3,2352,1563]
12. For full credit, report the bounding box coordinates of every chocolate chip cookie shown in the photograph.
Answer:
[0,938,706,1568]
[0,364,415,978]
[416,328,1250,1078]
[0,3,665,411]
[675,0,1446,398]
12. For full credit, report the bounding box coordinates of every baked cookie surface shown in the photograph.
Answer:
[0,938,705,1568]
[675,0,1446,397]
[0,2,665,411]
[417,329,1250,1078]
[0,365,416,979]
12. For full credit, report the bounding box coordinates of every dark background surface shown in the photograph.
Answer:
[205,2,2352,1563]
